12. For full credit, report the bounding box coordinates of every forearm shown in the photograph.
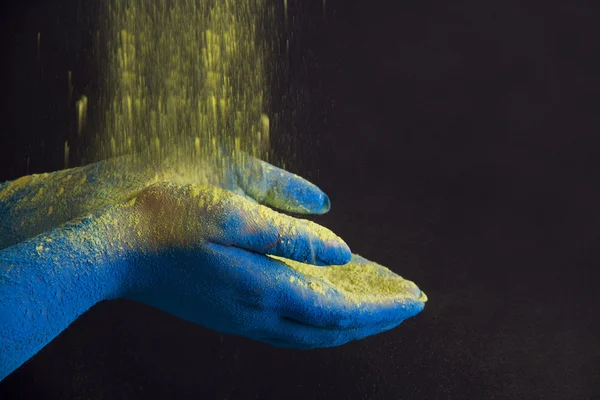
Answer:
[0,157,157,249]
[0,211,130,381]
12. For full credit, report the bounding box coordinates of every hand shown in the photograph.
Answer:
[104,181,425,349]
[267,254,426,348]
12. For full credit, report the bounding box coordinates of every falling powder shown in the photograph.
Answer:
[95,0,273,174]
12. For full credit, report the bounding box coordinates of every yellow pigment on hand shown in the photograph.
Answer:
[271,255,427,305]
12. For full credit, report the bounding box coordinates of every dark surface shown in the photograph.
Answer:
[1,0,599,398]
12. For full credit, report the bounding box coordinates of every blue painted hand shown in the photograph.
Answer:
[0,156,426,380]
[111,182,425,349]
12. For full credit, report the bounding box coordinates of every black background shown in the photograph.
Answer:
[1,0,600,398]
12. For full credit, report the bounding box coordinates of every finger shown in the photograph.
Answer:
[235,156,331,215]
[256,315,410,349]
[200,186,351,265]
[279,282,425,330]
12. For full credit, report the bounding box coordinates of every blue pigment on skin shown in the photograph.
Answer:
[0,209,127,381]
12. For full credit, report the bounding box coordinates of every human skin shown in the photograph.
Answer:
[0,155,425,381]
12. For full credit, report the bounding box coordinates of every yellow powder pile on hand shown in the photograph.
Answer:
[270,255,428,305]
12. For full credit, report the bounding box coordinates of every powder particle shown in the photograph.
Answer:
[32,188,44,201]
[76,96,88,137]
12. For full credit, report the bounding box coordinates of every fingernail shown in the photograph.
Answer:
[405,280,425,302]
[321,195,331,213]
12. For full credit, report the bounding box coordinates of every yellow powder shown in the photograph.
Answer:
[3,1,276,241]
[32,188,45,201]
[0,175,32,202]
[64,140,70,169]
[271,255,427,305]
[95,0,273,177]
[76,96,88,137]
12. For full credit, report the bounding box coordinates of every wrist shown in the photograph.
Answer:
[40,211,132,303]
[95,194,171,300]
[0,207,133,380]
[86,201,146,300]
